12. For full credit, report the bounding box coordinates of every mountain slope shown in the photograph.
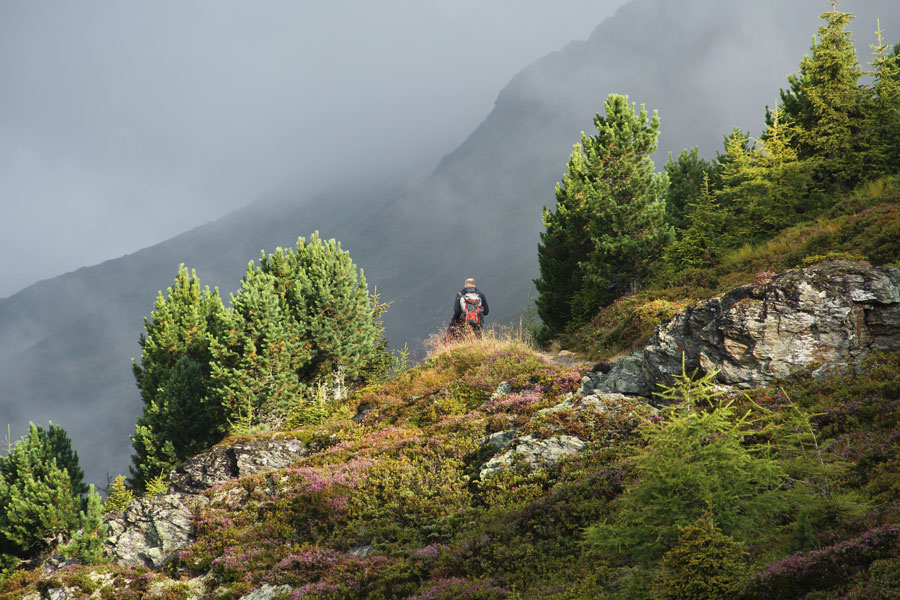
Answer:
[2,0,899,487]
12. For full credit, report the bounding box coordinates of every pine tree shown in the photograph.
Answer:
[259,233,381,385]
[664,147,719,234]
[129,264,228,491]
[61,485,109,565]
[535,94,672,331]
[664,174,728,271]
[212,233,383,428]
[103,475,134,513]
[861,23,900,176]
[211,265,310,427]
[0,424,83,557]
[0,422,87,501]
[779,1,863,187]
[714,117,816,244]
[535,146,594,333]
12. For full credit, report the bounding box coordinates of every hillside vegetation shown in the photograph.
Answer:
[2,3,900,598]
[2,334,900,598]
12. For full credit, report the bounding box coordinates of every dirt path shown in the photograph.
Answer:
[538,350,590,369]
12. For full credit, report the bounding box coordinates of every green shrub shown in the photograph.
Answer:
[61,485,110,565]
[104,475,134,514]
[657,515,748,600]
[0,423,84,558]
[585,371,791,564]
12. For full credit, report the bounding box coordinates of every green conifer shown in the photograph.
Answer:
[129,265,228,491]
[861,23,900,176]
[664,174,727,270]
[664,147,719,234]
[212,233,383,428]
[0,424,83,557]
[536,94,672,331]
[779,1,863,187]
[61,485,109,565]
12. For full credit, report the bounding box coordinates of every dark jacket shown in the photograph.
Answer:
[452,286,489,323]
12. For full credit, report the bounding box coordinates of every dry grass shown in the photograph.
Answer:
[423,323,537,361]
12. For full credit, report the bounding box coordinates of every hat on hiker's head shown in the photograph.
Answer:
[465,278,476,287]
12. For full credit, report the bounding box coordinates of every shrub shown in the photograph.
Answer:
[61,485,110,565]
[408,577,509,600]
[657,515,748,600]
[742,525,900,600]
[0,423,84,558]
[585,371,791,564]
[103,475,134,514]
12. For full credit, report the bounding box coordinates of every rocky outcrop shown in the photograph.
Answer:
[101,437,307,569]
[593,261,900,398]
[169,437,307,494]
[105,493,207,569]
[480,434,586,478]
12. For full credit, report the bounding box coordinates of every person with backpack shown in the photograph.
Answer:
[448,278,489,339]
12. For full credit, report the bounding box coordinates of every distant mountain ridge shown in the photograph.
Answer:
[2,0,899,486]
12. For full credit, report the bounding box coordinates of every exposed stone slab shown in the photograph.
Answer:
[590,261,900,398]
[169,437,307,494]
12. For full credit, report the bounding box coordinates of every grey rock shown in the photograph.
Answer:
[349,544,375,557]
[170,437,307,494]
[594,261,900,398]
[239,584,294,600]
[482,429,518,452]
[480,434,585,478]
[489,381,513,401]
[105,493,206,569]
[352,402,373,423]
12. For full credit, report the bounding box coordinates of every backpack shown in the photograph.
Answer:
[460,292,483,326]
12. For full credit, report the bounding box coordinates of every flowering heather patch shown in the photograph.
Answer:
[265,546,348,586]
[742,525,900,600]
[481,390,549,416]
[288,581,346,599]
[408,577,509,600]
[410,543,446,563]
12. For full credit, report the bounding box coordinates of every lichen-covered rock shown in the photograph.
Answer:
[595,261,900,397]
[238,584,294,600]
[480,434,585,478]
[105,493,206,569]
[169,437,307,494]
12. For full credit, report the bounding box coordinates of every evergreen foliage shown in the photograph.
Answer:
[657,515,748,600]
[60,485,109,565]
[584,371,791,565]
[212,233,384,429]
[664,147,719,233]
[536,93,672,333]
[0,423,83,558]
[778,2,863,188]
[715,114,818,242]
[664,174,727,270]
[861,25,900,177]
[103,475,134,514]
[129,264,228,491]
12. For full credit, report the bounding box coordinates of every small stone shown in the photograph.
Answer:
[239,584,294,600]
[349,545,375,557]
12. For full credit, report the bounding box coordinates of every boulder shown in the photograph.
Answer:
[480,434,585,478]
[169,437,307,494]
[105,493,206,569]
[594,261,900,397]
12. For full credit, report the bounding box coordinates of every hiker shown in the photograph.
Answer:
[447,278,489,339]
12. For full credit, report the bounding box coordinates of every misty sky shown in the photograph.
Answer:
[0,0,630,298]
